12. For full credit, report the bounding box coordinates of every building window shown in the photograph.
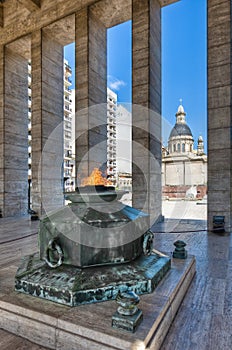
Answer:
[177,143,180,152]
[182,144,185,152]
[173,144,176,152]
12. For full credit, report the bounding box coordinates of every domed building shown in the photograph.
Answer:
[162,102,207,199]
[168,103,194,155]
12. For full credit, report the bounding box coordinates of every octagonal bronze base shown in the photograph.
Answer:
[15,250,171,306]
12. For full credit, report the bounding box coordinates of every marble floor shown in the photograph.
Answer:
[0,212,231,350]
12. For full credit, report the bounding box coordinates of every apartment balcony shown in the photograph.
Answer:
[64,64,72,75]
[107,156,116,163]
[64,86,72,94]
[107,143,116,150]
[64,96,72,105]
[64,125,72,132]
[64,150,72,158]
[107,118,116,126]
[107,100,116,107]
[107,132,116,140]
[64,76,72,87]
[64,115,72,122]
[107,125,116,131]
[107,146,116,152]
[64,105,72,114]
[107,169,116,175]
[107,110,116,117]
[107,161,116,167]
[64,133,72,140]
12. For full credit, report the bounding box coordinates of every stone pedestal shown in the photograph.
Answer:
[1,255,196,350]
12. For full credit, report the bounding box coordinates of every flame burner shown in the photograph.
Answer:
[68,185,122,203]
[78,185,115,191]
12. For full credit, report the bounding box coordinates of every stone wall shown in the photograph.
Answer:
[162,185,207,200]
[162,158,207,187]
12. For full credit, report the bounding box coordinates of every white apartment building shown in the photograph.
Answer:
[63,60,75,192]
[28,62,32,184]
[107,88,117,184]
[28,60,75,201]
[28,81,127,194]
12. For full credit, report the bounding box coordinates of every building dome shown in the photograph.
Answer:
[167,101,194,155]
[169,123,193,138]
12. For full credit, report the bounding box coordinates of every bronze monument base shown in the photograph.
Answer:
[15,250,171,306]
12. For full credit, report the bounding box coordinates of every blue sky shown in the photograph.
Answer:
[107,20,132,104]
[162,0,207,146]
[64,0,207,148]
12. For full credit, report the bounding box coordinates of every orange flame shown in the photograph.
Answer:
[81,168,112,186]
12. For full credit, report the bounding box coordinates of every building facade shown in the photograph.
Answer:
[107,88,117,184]
[63,60,75,192]
[115,104,132,191]
[28,59,75,198]
[162,103,207,199]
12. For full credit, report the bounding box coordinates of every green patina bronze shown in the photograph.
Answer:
[112,290,143,333]
[112,309,143,333]
[39,187,150,268]
[173,240,187,259]
[15,250,171,306]
[15,186,171,309]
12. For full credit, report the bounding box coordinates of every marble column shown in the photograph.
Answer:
[207,0,232,231]
[0,45,4,217]
[75,7,107,183]
[31,29,64,215]
[132,0,162,225]
[1,45,29,217]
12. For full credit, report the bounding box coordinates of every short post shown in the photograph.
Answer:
[112,290,143,333]
[173,240,187,259]
[212,216,225,234]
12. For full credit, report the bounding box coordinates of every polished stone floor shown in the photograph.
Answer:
[0,210,231,349]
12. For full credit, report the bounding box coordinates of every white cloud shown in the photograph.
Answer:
[108,76,126,91]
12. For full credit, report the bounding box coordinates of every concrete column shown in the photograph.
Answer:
[75,7,107,182]
[3,47,28,217]
[132,0,162,225]
[0,45,4,217]
[207,0,232,231]
[31,30,42,215]
[31,30,64,215]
